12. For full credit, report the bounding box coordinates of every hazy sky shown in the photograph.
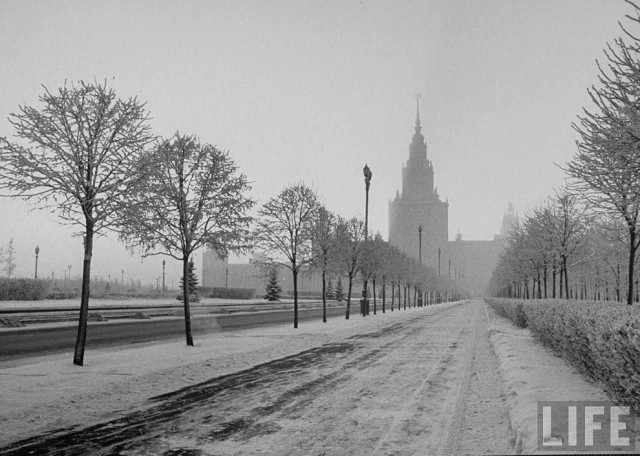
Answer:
[0,0,632,285]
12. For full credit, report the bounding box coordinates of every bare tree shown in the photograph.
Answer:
[384,244,403,310]
[0,81,155,365]
[3,238,16,278]
[253,183,320,328]
[539,191,588,298]
[119,133,253,345]
[565,3,640,304]
[334,216,366,319]
[360,232,386,314]
[589,217,628,301]
[310,206,338,323]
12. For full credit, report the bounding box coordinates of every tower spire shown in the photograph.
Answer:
[415,93,422,132]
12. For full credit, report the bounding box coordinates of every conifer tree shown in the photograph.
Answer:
[335,276,344,302]
[326,276,335,300]
[264,266,282,301]
[180,260,200,301]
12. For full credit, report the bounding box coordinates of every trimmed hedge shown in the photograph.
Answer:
[46,290,79,300]
[486,298,640,412]
[176,293,201,303]
[284,290,323,298]
[209,287,256,299]
[486,298,527,328]
[0,278,49,301]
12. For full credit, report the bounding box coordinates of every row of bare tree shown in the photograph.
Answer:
[0,81,254,365]
[489,1,640,305]
[252,185,465,328]
[0,81,464,367]
[489,190,640,305]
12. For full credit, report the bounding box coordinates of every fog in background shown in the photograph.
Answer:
[0,0,630,285]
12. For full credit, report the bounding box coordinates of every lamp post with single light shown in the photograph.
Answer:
[162,259,166,292]
[34,245,40,279]
[418,225,422,265]
[361,164,372,316]
[418,226,423,306]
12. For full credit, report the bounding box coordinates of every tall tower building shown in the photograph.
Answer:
[499,203,519,238]
[388,97,448,268]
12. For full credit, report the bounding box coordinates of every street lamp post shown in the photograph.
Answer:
[162,259,166,292]
[34,245,40,279]
[361,163,372,316]
[437,248,441,303]
[418,226,422,307]
[448,258,451,302]
[418,225,422,265]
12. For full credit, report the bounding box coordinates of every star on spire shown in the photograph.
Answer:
[415,93,422,133]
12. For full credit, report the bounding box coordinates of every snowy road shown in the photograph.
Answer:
[2,300,514,455]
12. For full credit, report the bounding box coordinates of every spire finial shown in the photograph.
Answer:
[414,93,423,134]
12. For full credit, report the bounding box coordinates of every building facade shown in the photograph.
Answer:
[388,101,516,296]
[202,101,517,297]
[388,102,448,271]
[201,252,321,294]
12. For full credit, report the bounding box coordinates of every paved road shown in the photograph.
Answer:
[0,300,514,455]
[0,305,346,360]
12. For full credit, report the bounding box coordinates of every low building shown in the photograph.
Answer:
[201,252,322,295]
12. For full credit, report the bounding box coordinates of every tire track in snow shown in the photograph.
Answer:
[0,306,458,456]
[440,300,482,456]
[369,324,468,456]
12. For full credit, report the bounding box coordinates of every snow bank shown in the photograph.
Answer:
[483,301,616,454]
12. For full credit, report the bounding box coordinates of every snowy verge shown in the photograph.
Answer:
[482,300,625,454]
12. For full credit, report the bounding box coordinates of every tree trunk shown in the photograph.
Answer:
[345,275,353,319]
[73,220,94,366]
[391,281,395,311]
[559,267,564,299]
[403,284,407,310]
[182,255,194,345]
[552,266,556,299]
[616,263,621,303]
[382,277,386,313]
[627,227,637,305]
[563,256,569,300]
[293,267,299,327]
[322,269,327,323]
[372,279,377,315]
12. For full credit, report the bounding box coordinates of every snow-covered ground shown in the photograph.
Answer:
[0,299,634,454]
[484,303,632,454]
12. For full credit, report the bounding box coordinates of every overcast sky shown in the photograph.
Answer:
[0,0,632,285]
